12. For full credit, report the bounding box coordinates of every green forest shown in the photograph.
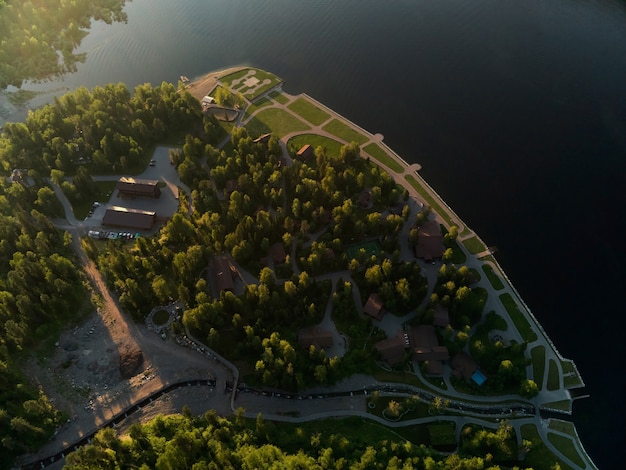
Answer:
[0,81,221,466]
[63,411,534,469]
[0,0,128,89]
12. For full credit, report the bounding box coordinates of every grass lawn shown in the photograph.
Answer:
[362,142,404,173]
[322,118,369,145]
[542,400,572,412]
[521,424,574,470]
[404,174,455,227]
[482,264,505,290]
[244,108,310,139]
[221,68,282,101]
[499,293,537,342]
[563,374,583,388]
[560,360,575,374]
[243,96,273,119]
[549,420,577,437]
[73,180,117,220]
[345,239,382,259]
[546,359,560,391]
[462,236,487,255]
[287,97,330,126]
[547,433,586,468]
[530,345,546,388]
[287,134,344,158]
[269,91,290,104]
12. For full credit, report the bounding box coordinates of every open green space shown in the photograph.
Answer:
[561,360,575,374]
[549,420,577,437]
[404,174,455,227]
[345,239,383,260]
[244,108,310,138]
[521,424,574,470]
[221,68,282,101]
[322,118,369,145]
[287,134,344,158]
[542,400,572,412]
[287,97,331,126]
[530,345,546,388]
[462,236,487,255]
[72,180,117,220]
[362,142,404,173]
[243,96,273,119]
[269,91,290,104]
[547,433,586,468]
[547,359,560,391]
[563,374,583,388]
[482,264,505,290]
[499,293,537,342]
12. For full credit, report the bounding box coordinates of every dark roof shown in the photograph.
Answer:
[409,325,449,362]
[299,327,334,350]
[375,332,406,366]
[269,242,287,264]
[432,304,450,327]
[451,352,478,380]
[214,257,234,292]
[102,206,156,230]
[414,219,444,260]
[116,177,161,198]
[359,190,372,208]
[363,293,384,321]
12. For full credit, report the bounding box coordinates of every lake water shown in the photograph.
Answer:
[12,0,626,467]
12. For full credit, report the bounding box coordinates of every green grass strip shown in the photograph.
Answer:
[563,374,583,388]
[362,142,404,173]
[530,345,546,388]
[560,360,575,374]
[322,118,369,145]
[245,108,310,139]
[549,420,577,437]
[269,91,289,104]
[543,400,572,412]
[547,433,586,468]
[287,97,330,126]
[462,236,487,255]
[404,174,455,227]
[547,359,560,391]
[521,424,574,470]
[499,293,537,342]
[482,264,504,290]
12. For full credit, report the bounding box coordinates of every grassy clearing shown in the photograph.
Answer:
[221,68,282,101]
[521,424,574,470]
[530,345,546,388]
[287,134,344,158]
[482,264,505,290]
[563,374,583,388]
[244,108,310,138]
[549,420,577,437]
[542,400,572,412]
[244,97,273,119]
[462,236,487,255]
[499,293,537,342]
[547,433,586,468]
[322,118,369,145]
[362,142,404,173]
[404,174,455,227]
[287,97,330,126]
[547,359,560,391]
[269,91,290,104]
[72,180,117,220]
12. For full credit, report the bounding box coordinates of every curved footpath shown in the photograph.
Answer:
[21,69,594,470]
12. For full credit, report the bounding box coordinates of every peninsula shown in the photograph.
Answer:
[1,67,593,469]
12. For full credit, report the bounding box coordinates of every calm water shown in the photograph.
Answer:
[17,0,626,466]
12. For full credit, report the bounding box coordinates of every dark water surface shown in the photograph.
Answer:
[19,0,626,467]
